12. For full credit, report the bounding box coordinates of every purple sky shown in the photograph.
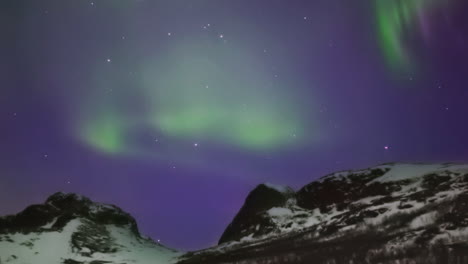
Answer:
[1,0,468,250]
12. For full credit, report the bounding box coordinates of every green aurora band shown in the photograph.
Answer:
[77,40,314,157]
[76,1,456,158]
[375,0,447,71]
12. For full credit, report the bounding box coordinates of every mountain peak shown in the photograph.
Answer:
[262,183,294,194]
[0,193,180,264]
[179,163,468,264]
[46,192,92,210]
[218,183,295,244]
[47,191,89,203]
[215,162,468,246]
[0,192,139,236]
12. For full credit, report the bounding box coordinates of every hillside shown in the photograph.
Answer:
[179,163,468,264]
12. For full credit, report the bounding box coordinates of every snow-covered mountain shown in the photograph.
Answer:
[4,163,468,264]
[0,192,181,264]
[179,163,468,264]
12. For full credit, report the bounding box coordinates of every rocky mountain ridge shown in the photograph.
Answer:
[3,163,468,264]
[0,192,180,264]
[179,163,468,264]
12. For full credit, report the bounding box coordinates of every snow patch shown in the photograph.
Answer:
[373,163,468,183]
[0,219,181,264]
[409,211,438,229]
[264,183,293,193]
[268,207,293,217]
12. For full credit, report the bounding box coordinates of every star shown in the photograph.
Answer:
[167,32,172,36]
[219,34,224,39]
[194,143,198,147]
[303,16,308,20]
[106,58,111,63]
[44,154,49,158]
[384,146,389,150]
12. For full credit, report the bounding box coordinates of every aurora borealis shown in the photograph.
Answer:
[79,40,309,157]
[375,0,450,71]
[2,0,468,250]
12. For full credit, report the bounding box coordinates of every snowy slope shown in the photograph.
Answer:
[4,163,468,264]
[0,193,181,264]
[372,163,468,183]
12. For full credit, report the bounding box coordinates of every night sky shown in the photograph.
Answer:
[2,0,468,250]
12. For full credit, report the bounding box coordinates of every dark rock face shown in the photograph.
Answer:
[46,192,94,211]
[71,219,117,257]
[3,204,59,232]
[444,193,468,229]
[218,184,294,244]
[0,192,140,236]
[296,168,388,211]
